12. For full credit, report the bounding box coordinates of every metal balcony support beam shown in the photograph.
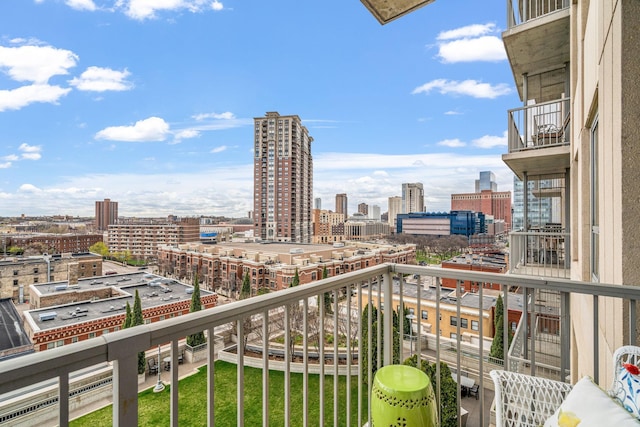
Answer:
[207,326,215,426]
[112,353,138,427]
[170,339,179,427]
[561,292,570,381]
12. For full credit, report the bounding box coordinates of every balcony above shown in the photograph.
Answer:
[503,0,570,101]
[503,97,571,179]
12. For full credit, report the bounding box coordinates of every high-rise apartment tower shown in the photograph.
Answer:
[95,198,118,231]
[253,112,313,243]
[335,193,348,219]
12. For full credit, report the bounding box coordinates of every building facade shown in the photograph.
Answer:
[357,203,369,217]
[335,193,348,219]
[451,190,512,232]
[401,183,425,213]
[95,199,118,231]
[500,0,640,381]
[107,217,200,261]
[388,196,402,231]
[396,211,485,238]
[0,253,102,303]
[253,112,313,243]
[312,209,348,244]
[475,171,498,192]
[157,241,416,295]
[3,233,103,255]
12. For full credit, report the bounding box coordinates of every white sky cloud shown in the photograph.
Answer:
[120,0,224,21]
[0,84,72,111]
[69,66,133,92]
[0,162,11,168]
[437,138,466,148]
[0,44,78,83]
[412,79,511,99]
[437,36,507,63]
[65,0,97,11]
[211,145,227,153]
[437,23,496,40]
[444,111,462,115]
[472,130,508,148]
[173,129,200,140]
[95,116,170,142]
[192,111,235,121]
[3,154,19,161]
[19,143,42,160]
[434,23,506,63]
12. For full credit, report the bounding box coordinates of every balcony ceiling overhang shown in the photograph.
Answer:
[502,9,570,102]
[502,145,571,181]
[360,0,436,25]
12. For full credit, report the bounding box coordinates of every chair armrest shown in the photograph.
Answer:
[490,370,573,427]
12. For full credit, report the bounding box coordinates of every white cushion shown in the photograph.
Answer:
[543,376,639,426]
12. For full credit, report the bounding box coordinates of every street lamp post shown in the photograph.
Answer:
[406,313,416,356]
[153,345,165,393]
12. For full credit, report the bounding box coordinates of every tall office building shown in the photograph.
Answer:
[314,197,322,210]
[388,196,402,230]
[95,198,118,231]
[253,112,313,243]
[370,205,381,221]
[335,193,348,219]
[475,171,498,192]
[401,183,425,214]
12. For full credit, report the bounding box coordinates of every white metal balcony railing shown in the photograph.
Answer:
[507,97,570,153]
[509,230,570,278]
[2,263,640,426]
[507,0,570,28]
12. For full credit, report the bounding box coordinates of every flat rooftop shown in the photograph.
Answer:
[217,242,347,254]
[26,272,213,332]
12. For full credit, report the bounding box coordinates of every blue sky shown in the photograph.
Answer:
[0,0,518,218]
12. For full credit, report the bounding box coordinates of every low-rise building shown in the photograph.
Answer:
[3,233,103,254]
[157,241,416,295]
[24,271,217,351]
[441,252,507,292]
[107,217,200,261]
[0,253,102,303]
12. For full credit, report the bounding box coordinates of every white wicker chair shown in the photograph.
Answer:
[490,370,573,427]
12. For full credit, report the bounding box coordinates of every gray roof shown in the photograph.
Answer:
[26,272,213,332]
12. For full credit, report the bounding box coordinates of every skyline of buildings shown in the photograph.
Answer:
[253,112,313,243]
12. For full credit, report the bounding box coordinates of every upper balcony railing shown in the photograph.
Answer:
[508,97,570,153]
[507,0,570,28]
[1,264,640,426]
[510,229,570,278]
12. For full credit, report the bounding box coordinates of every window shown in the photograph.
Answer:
[13,279,18,286]
[421,310,428,320]
[408,308,415,315]
[33,277,38,283]
[13,270,18,276]
[450,333,457,340]
[33,268,39,274]
[590,116,599,282]
[88,332,96,339]
[460,318,468,329]
[47,343,55,349]
[71,337,78,343]
[450,316,457,326]
[471,320,479,331]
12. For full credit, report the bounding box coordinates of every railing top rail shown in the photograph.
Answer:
[391,264,640,300]
[507,96,570,115]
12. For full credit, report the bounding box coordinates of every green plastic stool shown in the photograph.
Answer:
[371,364,439,427]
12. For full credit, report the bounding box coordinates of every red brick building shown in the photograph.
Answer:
[451,190,512,232]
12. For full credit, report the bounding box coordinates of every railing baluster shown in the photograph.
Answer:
[629,299,637,346]
[357,281,363,427]
[367,279,373,425]
[478,281,485,426]
[207,326,215,427]
[593,295,599,383]
[346,285,352,427]
[284,306,290,427]
[262,312,269,427]
[237,318,245,427]
[171,339,179,427]
[333,287,339,427]
[319,291,325,427]
[59,372,69,427]
[112,353,138,427]
[455,279,462,427]
[435,276,442,427]
[303,298,309,427]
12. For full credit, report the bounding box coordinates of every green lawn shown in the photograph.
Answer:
[71,361,367,426]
